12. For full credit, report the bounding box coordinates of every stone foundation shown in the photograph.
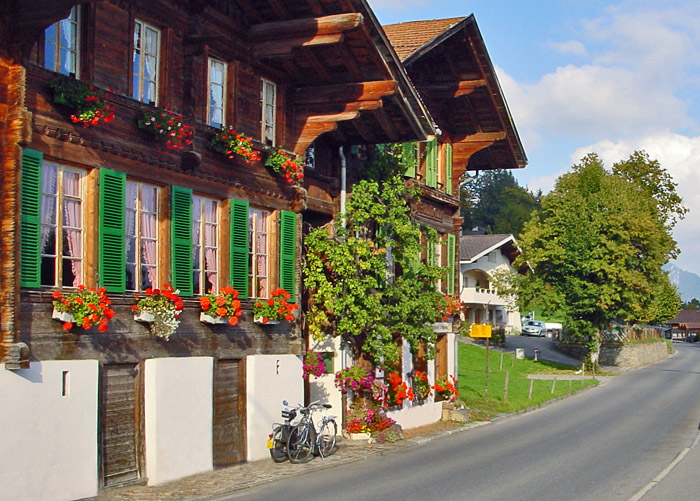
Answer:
[557,341,668,368]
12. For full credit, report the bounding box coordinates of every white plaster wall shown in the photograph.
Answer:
[387,401,443,429]
[144,357,213,486]
[0,360,98,501]
[308,336,342,417]
[246,354,303,461]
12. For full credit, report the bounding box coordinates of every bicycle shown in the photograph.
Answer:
[267,401,300,463]
[286,401,337,463]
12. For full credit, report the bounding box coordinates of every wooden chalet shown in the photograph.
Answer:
[0,0,435,498]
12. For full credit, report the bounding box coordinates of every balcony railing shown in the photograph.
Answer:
[460,287,508,306]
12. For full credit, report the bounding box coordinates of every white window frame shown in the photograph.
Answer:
[193,195,219,295]
[125,181,160,292]
[207,57,227,128]
[132,19,161,105]
[44,6,80,77]
[435,239,443,292]
[261,78,277,146]
[40,162,85,287]
[249,207,270,298]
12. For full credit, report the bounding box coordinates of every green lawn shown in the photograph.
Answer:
[457,342,598,420]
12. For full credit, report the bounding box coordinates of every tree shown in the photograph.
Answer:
[460,170,539,236]
[304,174,446,366]
[515,152,683,336]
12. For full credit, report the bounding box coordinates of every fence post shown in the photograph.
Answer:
[528,378,533,399]
[551,377,557,394]
[504,371,509,403]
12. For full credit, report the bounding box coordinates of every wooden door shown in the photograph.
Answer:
[213,359,246,466]
[435,334,448,378]
[100,363,142,487]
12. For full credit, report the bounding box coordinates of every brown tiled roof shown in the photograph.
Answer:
[383,17,467,61]
[460,234,516,261]
[668,309,700,327]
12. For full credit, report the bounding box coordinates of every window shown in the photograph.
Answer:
[488,251,497,263]
[435,239,442,292]
[193,195,219,294]
[132,20,160,105]
[261,79,276,146]
[40,162,85,287]
[125,181,159,291]
[208,58,226,128]
[44,6,80,76]
[249,208,269,298]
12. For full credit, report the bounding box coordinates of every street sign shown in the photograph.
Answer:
[470,324,492,338]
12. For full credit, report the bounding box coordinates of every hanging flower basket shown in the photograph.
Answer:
[131,284,184,340]
[200,312,228,324]
[52,286,115,331]
[137,107,193,151]
[134,310,156,323]
[199,286,243,326]
[47,76,115,128]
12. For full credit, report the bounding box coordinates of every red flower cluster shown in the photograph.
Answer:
[199,285,243,326]
[209,127,261,162]
[48,77,116,129]
[131,283,184,314]
[138,107,193,151]
[70,92,115,128]
[253,287,299,323]
[439,294,464,321]
[386,372,414,406]
[266,149,304,185]
[52,285,115,332]
[432,374,458,402]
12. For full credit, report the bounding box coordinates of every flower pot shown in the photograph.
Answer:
[52,308,74,323]
[347,432,372,442]
[134,311,155,323]
[254,317,280,325]
[200,312,227,324]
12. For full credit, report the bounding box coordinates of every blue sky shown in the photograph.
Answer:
[371,0,700,276]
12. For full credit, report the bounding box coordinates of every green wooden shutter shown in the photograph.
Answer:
[447,234,456,295]
[99,169,126,293]
[403,142,416,178]
[279,210,297,302]
[171,186,193,296]
[426,138,437,188]
[20,149,43,287]
[230,198,249,299]
[445,143,453,195]
[426,241,435,267]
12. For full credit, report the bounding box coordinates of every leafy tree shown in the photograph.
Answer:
[515,152,683,336]
[460,170,539,236]
[304,174,446,366]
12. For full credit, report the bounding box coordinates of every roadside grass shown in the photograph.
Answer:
[457,342,598,420]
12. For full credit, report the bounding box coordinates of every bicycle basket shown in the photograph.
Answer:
[281,409,297,420]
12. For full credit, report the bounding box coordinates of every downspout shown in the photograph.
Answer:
[339,146,347,230]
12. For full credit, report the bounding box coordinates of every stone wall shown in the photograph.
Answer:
[556,341,668,368]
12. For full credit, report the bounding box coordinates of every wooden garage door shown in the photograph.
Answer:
[213,359,246,466]
[100,364,142,487]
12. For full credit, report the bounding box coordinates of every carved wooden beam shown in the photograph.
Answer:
[372,109,399,141]
[422,79,487,98]
[250,13,363,42]
[254,33,344,58]
[296,80,397,105]
[298,100,383,115]
[293,111,361,154]
[451,131,507,174]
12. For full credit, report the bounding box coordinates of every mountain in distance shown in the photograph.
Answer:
[665,263,700,302]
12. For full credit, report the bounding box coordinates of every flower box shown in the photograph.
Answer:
[134,311,155,323]
[347,432,372,441]
[200,312,227,324]
[254,317,280,325]
[52,308,75,323]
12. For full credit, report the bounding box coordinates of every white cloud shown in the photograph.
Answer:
[549,40,587,57]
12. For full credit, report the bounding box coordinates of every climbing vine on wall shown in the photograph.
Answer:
[304,174,447,367]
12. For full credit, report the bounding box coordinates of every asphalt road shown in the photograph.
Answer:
[225,343,700,501]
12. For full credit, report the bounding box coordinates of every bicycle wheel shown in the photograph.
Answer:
[268,426,287,463]
[287,423,313,463]
[317,419,337,458]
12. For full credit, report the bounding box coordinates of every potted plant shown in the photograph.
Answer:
[131,284,184,340]
[411,370,431,401]
[265,148,304,185]
[137,106,193,151]
[386,372,414,407]
[302,351,327,379]
[252,287,298,324]
[208,126,261,162]
[47,76,115,128]
[432,374,459,402]
[199,286,243,325]
[52,285,115,332]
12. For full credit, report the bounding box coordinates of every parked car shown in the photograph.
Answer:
[522,320,546,337]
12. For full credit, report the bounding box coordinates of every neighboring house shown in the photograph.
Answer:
[666,310,700,341]
[460,233,525,334]
[0,1,433,499]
